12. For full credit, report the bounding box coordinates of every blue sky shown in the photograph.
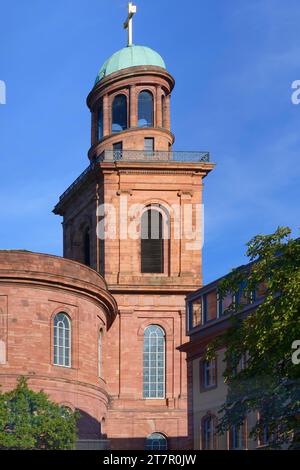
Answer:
[0,0,299,283]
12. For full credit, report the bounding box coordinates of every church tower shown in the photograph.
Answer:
[54,3,214,450]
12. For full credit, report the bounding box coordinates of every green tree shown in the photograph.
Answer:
[207,227,300,449]
[0,377,78,450]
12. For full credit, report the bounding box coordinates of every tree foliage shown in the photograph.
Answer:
[207,227,300,448]
[0,377,78,450]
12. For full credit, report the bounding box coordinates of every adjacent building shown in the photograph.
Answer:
[180,270,268,450]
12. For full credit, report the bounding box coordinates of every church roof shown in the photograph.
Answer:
[95,45,166,84]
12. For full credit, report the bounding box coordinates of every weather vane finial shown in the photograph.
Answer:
[124,2,137,47]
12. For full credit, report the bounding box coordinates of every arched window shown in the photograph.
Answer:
[100,417,106,437]
[141,209,164,274]
[138,91,154,127]
[84,228,91,267]
[98,329,103,378]
[202,415,217,450]
[229,422,246,450]
[143,325,165,399]
[112,94,128,133]
[54,313,71,367]
[145,433,168,451]
[98,98,103,141]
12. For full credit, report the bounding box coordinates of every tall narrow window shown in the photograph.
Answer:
[143,325,165,399]
[98,330,103,378]
[259,423,270,447]
[200,358,217,390]
[202,415,217,450]
[145,433,168,450]
[98,98,103,141]
[113,141,123,160]
[144,137,154,156]
[190,297,203,328]
[219,292,234,316]
[230,352,247,377]
[84,228,91,267]
[54,313,71,368]
[141,209,164,274]
[99,239,105,276]
[229,423,246,450]
[138,91,154,127]
[112,94,127,133]
[161,95,165,127]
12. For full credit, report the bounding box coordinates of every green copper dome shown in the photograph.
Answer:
[95,45,166,84]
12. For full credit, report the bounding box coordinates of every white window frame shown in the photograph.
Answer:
[54,313,71,368]
[143,325,165,399]
[145,433,168,451]
[203,359,216,389]
[231,424,244,450]
[203,417,213,450]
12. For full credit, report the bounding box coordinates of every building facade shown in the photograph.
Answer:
[53,43,213,450]
[0,18,214,450]
[181,272,268,450]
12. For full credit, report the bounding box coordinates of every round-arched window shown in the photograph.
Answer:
[145,433,168,451]
[138,91,154,127]
[53,313,71,368]
[141,209,164,274]
[202,414,217,450]
[143,325,165,399]
[112,94,128,133]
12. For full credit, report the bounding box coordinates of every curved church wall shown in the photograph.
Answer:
[0,251,118,441]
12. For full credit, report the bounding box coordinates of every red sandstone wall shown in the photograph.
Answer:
[0,252,117,440]
[105,292,189,450]
[55,162,206,449]
[53,63,214,450]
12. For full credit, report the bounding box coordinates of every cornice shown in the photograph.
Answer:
[87,65,175,108]
[100,161,215,175]
[0,373,110,401]
[0,252,118,326]
[88,127,175,160]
